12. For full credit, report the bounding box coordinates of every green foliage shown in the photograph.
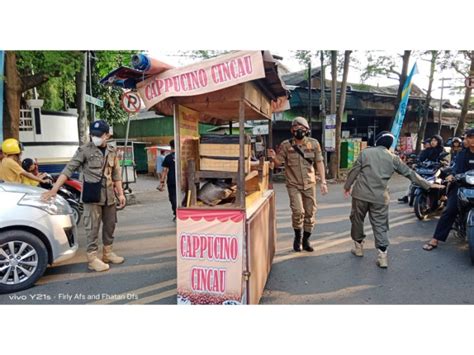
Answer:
[92,51,138,125]
[13,50,143,125]
[16,51,83,110]
[360,51,403,82]
[178,50,227,60]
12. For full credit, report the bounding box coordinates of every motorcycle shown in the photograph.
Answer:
[40,174,83,225]
[411,159,448,220]
[452,170,474,264]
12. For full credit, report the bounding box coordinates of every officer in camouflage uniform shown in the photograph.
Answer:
[344,131,443,268]
[268,117,328,252]
[42,120,127,272]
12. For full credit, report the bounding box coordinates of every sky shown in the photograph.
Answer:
[151,50,468,106]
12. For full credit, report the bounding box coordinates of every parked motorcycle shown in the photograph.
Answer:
[452,170,474,264]
[40,174,83,225]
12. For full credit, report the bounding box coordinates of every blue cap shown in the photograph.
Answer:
[466,129,474,137]
[90,120,110,137]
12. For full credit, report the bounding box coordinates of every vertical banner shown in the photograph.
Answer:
[390,63,419,150]
[177,209,246,305]
[324,114,336,152]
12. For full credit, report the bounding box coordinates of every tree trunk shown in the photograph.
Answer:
[335,51,352,179]
[391,51,411,128]
[328,51,338,179]
[3,51,52,140]
[416,51,437,153]
[330,51,337,114]
[3,52,22,140]
[455,52,474,137]
[75,52,88,144]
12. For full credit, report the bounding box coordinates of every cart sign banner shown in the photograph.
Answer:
[137,51,266,109]
[177,209,245,305]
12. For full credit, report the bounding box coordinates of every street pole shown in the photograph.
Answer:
[308,60,312,135]
[438,77,453,135]
[88,51,95,121]
[122,113,132,189]
[320,51,327,168]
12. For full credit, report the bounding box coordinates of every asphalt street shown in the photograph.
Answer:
[1,174,474,305]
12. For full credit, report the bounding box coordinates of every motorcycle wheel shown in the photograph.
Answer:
[467,223,474,265]
[414,194,429,220]
[71,204,82,225]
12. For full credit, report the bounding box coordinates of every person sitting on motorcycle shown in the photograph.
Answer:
[21,158,41,186]
[450,137,463,163]
[418,135,449,165]
[0,138,48,185]
[423,129,474,251]
[398,137,446,203]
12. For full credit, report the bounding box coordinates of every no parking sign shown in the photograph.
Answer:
[120,92,142,113]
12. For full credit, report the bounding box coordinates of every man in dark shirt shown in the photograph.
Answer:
[423,129,474,251]
[159,139,176,221]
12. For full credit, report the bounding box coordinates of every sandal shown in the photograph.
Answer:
[422,241,438,251]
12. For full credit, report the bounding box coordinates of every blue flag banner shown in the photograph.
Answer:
[390,62,419,150]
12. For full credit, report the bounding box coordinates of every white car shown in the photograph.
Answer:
[0,181,78,294]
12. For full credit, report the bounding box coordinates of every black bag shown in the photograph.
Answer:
[82,156,107,203]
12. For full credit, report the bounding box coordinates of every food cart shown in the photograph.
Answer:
[103,51,289,304]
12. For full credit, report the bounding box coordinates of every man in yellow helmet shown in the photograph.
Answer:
[0,138,48,185]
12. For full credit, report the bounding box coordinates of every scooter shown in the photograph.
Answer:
[452,170,474,265]
[40,174,83,225]
[412,160,447,220]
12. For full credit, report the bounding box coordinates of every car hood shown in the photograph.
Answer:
[0,182,46,194]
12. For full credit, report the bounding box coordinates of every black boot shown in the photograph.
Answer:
[293,229,302,252]
[302,231,314,252]
[398,196,408,204]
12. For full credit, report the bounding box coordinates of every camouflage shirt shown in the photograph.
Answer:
[276,136,324,190]
[62,142,122,206]
[344,146,432,205]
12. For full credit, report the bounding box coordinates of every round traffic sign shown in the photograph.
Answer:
[121,92,142,113]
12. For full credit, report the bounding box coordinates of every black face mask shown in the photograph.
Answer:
[293,129,306,140]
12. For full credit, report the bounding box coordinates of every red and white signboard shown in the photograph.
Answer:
[120,91,142,113]
[137,51,266,109]
[466,76,474,89]
[177,209,246,305]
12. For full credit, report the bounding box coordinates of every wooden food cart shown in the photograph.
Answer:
[113,50,289,304]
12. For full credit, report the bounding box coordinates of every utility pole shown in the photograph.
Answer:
[88,51,95,121]
[320,51,327,167]
[438,77,452,135]
[308,60,312,135]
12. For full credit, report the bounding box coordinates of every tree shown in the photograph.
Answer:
[327,51,352,179]
[416,51,439,153]
[333,51,351,179]
[361,51,412,127]
[452,51,474,136]
[3,51,82,140]
[328,51,338,179]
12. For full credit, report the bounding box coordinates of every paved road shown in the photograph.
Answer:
[262,174,474,304]
[2,174,474,305]
[0,178,177,305]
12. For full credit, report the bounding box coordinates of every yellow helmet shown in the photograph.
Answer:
[1,138,22,155]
